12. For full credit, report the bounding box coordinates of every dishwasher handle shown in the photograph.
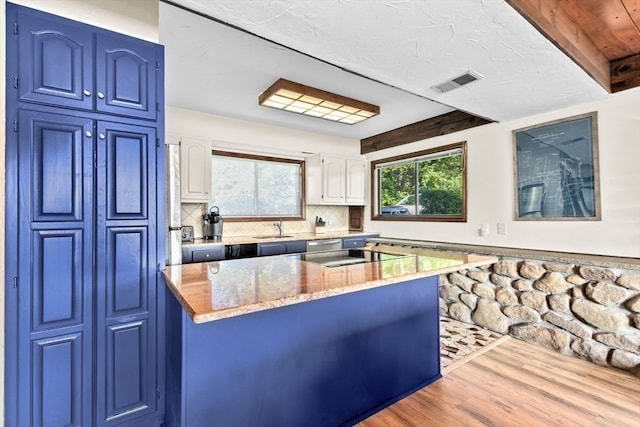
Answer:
[306,239,342,252]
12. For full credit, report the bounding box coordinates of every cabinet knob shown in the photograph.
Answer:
[97,92,105,99]
[85,131,92,138]
[99,133,106,140]
[83,89,91,96]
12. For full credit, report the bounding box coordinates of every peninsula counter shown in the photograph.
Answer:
[162,246,496,427]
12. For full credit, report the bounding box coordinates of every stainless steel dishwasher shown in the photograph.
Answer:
[306,238,342,252]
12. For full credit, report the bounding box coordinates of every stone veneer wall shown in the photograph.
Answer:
[371,240,640,377]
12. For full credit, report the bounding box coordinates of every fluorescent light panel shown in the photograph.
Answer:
[259,78,380,124]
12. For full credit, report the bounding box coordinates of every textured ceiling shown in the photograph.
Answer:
[160,0,609,140]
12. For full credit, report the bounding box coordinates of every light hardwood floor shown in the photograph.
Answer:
[359,337,640,427]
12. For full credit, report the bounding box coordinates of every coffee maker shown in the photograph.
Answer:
[203,206,224,240]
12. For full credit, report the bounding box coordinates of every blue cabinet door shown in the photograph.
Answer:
[15,110,94,427]
[95,121,159,426]
[96,33,158,120]
[286,240,307,254]
[257,242,287,256]
[16,5,93,110]
[13,4,159,120]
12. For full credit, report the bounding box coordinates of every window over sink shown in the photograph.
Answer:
[371,141,467,222]
[211,150,305,221]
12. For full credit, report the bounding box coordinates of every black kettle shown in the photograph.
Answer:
[203,206,224,240]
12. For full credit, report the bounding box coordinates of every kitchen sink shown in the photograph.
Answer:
[252,235,293,239]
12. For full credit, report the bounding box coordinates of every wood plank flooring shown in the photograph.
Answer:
[359,337,640,427]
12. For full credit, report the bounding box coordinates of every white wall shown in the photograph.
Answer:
[365,88,640,258]
[166,106,361,158]
[1,1,159,425]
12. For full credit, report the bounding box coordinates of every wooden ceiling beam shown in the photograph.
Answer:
[360,111,492,155]
[611,53,640,92]
[505,0,611,92]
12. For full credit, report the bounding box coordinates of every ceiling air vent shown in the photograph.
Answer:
[432,71,482,93]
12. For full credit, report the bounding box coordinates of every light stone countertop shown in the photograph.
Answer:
[162,245,497,324]
[181,230,379,248]
[369,238,640,270]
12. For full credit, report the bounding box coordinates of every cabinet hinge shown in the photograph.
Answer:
[156,102,160,113]
[156,61,160,70]
[93,151,97,169]
[156,388,161,400]
[13,22,19,35]
[13,76,19,89]
[13,277,17,289]
[13,120,18,132]
[156,137,160,148]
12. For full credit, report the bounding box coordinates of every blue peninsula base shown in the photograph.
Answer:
[165,276,441,427]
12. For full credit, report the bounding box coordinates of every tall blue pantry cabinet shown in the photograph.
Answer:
[5,3,165,426]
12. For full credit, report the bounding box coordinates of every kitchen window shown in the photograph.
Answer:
[211,150,305,221]
[371,141,467,222]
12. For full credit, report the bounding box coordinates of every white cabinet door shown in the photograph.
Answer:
[345,158,366,205]
[306,154,366,205]
[322,155,346,204]
[180,137,211,202]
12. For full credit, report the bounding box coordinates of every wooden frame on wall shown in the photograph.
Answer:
[513,112,601,221]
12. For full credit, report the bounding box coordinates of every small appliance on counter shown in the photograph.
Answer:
[181,225,194,242]
[203,206,224,240]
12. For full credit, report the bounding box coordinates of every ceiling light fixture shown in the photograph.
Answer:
[258,78,380,124]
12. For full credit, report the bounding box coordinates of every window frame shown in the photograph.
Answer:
[370,141,467,222]
[211,149,306,222]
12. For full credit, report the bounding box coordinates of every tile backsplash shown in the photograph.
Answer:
[181,203,349,238]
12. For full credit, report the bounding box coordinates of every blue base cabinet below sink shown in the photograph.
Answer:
[256,239,307,256]
[165,275,441,427]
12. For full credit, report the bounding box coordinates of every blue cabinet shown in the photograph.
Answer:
[94,122,159,425]
[185,245,225,263]
[96,32,159,119]
[257,239,307,256]
[5,4,164,427]
[17,6,93,110]
[15,110,94,427]
[16,4,158,119]
[342,234,379,249]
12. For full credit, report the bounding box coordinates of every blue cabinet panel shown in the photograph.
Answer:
[32,332,85,427]
[17,7,93,110]
[97,33,157,119]
[257,242,287,256]
[99,121,153,219]
[96,119,158,426]
[257,240,307,257]
[286,239,307,254]
[166,276,441,427]
[7,4,164,427]
[107,227,147,314]
[32,229,83,329]
[20,109,91,222]
[104,321,151,421]
[15,107,95,427]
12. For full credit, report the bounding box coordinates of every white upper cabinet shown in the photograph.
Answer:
[180,137,211,202]
[345,158,366,204]
[306,154,366,205]
[321,155,346,204]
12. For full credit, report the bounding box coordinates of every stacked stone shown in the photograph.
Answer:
[439,258,640,376]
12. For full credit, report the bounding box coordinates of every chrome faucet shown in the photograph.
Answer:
[273,219,284,237]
